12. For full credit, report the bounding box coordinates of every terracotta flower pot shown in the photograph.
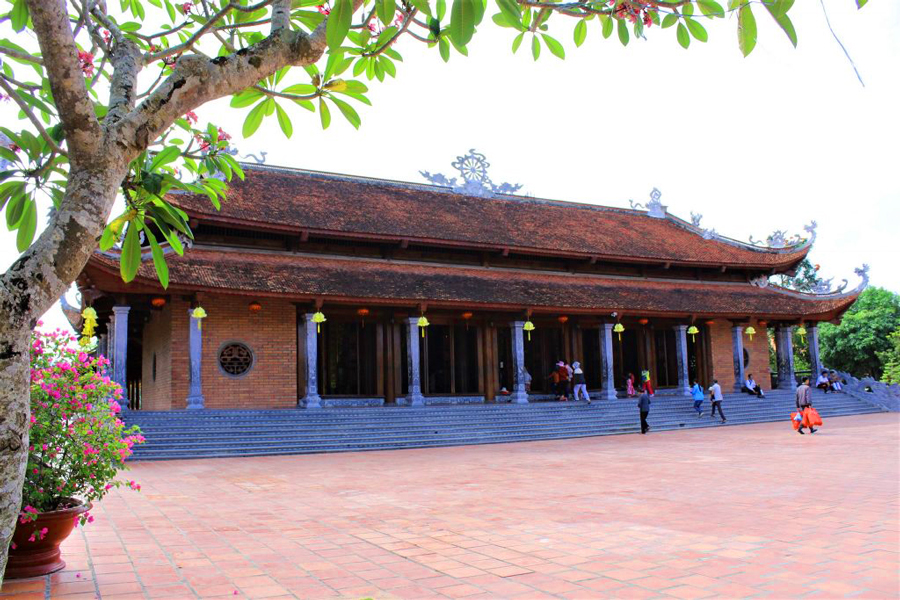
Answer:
[4,498,91,580]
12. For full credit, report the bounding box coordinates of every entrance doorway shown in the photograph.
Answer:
[318,321,378,396]
[524,326,565,394]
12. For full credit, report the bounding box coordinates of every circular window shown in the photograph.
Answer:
[743,348,750,369]
[219,342,254,377]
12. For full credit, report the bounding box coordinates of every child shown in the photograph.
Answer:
[572,361,590,403]
[626,372,636,397]
[691,379,705,417]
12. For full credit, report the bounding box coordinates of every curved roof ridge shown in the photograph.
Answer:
[764,264,870,301]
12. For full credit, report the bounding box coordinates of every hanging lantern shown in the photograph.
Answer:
[248,300,262,312]
[150,296,166,308]
[796,325,807,341]
[745,325,757,341]
[613,322,625,341]
[417,315,430,337]
[557,315,569,324]
[80,306,98,347]
[758,320,768,327]
[357,308,370,327]
[523,320,535,341]
[637,318,649,326]
[687,325,699,342]
[312,310,326,333]
[191,306,207,330]
[461,311,473,330]
[704,319,715,326]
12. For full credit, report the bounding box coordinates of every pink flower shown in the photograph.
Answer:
[77,50,94,76]
[316,3,330,15]
[102,29,111,44]
[185,111,198,124]
[181,2,193,14]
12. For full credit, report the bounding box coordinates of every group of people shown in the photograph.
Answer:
[815,370,844,393]
[546,360,592,403]
[637,376,727,434]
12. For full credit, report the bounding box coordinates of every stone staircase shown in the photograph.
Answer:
[123,389,884,461]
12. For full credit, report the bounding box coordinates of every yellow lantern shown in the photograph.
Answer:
[687,325,699,342]
[417,315,430,337]
[523,320,535,341]
[745,325,756,341]
[80,306,98,347]
[312,310,326,333]
[191,306,207,330]
[613,322,624,341]
[796,325,807,341]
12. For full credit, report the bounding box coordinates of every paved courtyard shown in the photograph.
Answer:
[2,413,898,600]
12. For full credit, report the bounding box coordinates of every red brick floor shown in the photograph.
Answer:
[2,413,898,599]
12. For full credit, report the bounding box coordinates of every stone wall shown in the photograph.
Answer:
[141,305,173,410]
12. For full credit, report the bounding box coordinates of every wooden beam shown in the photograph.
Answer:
[501,247,509,257]
[399,239,409,249]
[299,230,309,242]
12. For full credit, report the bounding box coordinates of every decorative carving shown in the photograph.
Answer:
[241,151,268,164]
[689,211,718,239]
[219,343,253,376]
[803,220,818,244]
[854,264,870,289]
[749,275,770,288]
[749,222,813,249]
[420,149,522,198]
[629,187,666,218]
[690,212,703,227]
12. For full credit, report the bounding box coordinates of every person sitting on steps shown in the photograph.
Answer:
[742,373,765,398]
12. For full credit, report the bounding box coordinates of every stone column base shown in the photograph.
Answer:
[299,394,322,409]
[186,395,205,410]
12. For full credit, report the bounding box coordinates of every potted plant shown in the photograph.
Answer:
[4,327,144,580]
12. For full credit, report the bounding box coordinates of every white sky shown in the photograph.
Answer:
[2,0,898,335]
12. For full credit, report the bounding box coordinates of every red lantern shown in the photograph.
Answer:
[557,315,569,324]
[357,308,370,327]
[704,320,716,326]
[150,297,166,308]
[248,301,262,312]
[637,318,649,325]
[758,320,768,327]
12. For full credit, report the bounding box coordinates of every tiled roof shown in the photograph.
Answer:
[86,249,856,320]
[169,165,810,270]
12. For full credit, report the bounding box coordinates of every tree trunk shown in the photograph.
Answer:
[0,160,126,584]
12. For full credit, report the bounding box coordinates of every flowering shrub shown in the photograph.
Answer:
[20,328,144,534]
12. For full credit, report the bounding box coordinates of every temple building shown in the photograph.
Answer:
[73,152,867,410]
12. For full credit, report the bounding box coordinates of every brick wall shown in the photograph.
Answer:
[708,319,772,393]
[141,305,173,410]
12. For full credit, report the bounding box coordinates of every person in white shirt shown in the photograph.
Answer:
[742,374,765,398]
[829,370,843,392]
[815,370,833,393]
[708,380,726,423]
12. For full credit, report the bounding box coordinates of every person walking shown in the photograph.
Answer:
[641,370,655,397]
[708,379,726,423]
[637,390,651,434]
[796,376,817,434]
[555,361,570,401]
[691,379,705,417]
[564,360,574,401]
[572,362,591,403]
[626,372,636,398]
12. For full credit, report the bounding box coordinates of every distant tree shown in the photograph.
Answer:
[819,288,900,378]
[878,329,900,384]
[776,258,825,292]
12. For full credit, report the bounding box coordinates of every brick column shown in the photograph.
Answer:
[111,306,130,409]
[405,317,425,406]
[775,325,796,390]
[509,321,529,404]
[674,324,691,396]
[598,323,617,400]
[731,324,745,393]
[808,324,823,379]
[299,313,322,408]
[186,309,205,410]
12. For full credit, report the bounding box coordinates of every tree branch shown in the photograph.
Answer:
[25,0,101,164]
[270,0,291,33]
[104,40,143,128]
[0,46,43,66]
[0,78,67,157]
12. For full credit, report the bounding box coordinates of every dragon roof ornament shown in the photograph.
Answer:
[749,221,817,249]
[629,187,667,218]
[420,149,523,198]
[768,263,870,300]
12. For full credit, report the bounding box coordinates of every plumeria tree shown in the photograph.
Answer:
[0,0,868,578]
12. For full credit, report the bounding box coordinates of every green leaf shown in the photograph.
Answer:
[439,36,450,62]
[319,97,331,129]
[496,0,521,27]
[329,96,361,129]
[676,22,690,48]
[541,34,565,59]
[149,146,181,171]
[449,0,477,46]
[573,19,587,47]
[230,89,266,108]
[275,102,293,138]
[15,198,36,252]
[617,18,629,46]
[408,0,432,17]
[738,2,757,56]
[697,0,725,17]
[242,100,268,138]
[437,0,447,20]
[120,222,141,283]
[856,0,867,7]
[600,15,613,38]
[661,13,679,28]
[144,227,169,289]
[10,0,29,32]
[512,31,525,53]
[763,1,797,48]
[377,0,396,25]
[531,34,540,60]
[685,18,708,42]
[326,0,353,50]
[5,186,26,229]
[282,83,318,96]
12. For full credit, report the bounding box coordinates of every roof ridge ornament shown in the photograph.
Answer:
[690,211,718,240]
[768,263,870,299]
[420,149,523,198]
[629,187,667,218]
[749,221,816,249]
